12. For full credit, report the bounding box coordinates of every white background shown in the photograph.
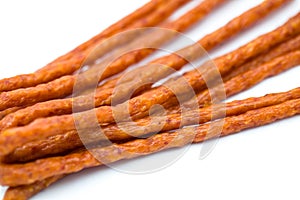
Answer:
[1,0,300,199]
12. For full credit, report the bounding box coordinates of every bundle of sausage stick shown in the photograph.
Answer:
[1,0,300,199]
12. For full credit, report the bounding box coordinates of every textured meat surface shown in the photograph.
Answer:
[1,98,300,186]
[1,12,300,157]
[3,87,300,163]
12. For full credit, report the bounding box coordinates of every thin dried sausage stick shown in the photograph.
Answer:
[0,0,288,129]
[0,86,114,131]
[0,0,177,92]
[3,175,65,200]
[224,33,300,81]
[1,98,300,186]
[0,0,224,111]
[0,107,20,121]
[182,50,300,109]
[2,131,86,163]
[1,12,299,156]
[0,75,119,130]
[4,87,300,163]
